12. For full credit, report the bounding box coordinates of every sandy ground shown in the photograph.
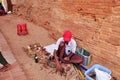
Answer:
[0,14,67,80]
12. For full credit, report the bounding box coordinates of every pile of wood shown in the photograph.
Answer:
[23,43,48,58]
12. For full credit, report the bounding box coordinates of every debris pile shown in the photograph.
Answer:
[23,43,82,80]
[23,43,48,58]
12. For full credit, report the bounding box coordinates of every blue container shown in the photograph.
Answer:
[85,64,112,80]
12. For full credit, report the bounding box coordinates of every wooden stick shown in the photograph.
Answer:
[73,64,85,80]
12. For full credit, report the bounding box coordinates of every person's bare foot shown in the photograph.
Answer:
[0,64,11,72]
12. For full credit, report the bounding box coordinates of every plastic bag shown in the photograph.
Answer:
[95,68,111,80]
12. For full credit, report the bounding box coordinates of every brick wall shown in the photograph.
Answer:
[13,0,120,79]
[51,0,120,78]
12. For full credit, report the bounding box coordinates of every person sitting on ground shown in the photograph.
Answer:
[53,30,82,72]
[0,51,11,72]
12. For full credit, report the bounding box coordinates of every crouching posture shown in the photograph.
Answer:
[53,30,82,71]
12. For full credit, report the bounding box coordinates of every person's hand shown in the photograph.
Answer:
[56,63,63,71]
[64,57,70,61]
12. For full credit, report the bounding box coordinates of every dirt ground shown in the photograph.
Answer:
[0,14,69,80]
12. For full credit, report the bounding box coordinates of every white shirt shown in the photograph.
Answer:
[55,37,76,55]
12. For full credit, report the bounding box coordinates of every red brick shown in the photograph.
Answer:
[112,6,120,13]
[105,36,120,46]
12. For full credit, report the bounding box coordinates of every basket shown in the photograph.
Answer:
[85,64,112,80]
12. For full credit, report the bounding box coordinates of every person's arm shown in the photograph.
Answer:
[64,52,74,61]
[53,50,63,71]
[59,44,66,63]
[68,52,74,59]
[54,38,65,71]
[54,50,59,62]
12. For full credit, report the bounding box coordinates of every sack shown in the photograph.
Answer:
[95,68,111,80]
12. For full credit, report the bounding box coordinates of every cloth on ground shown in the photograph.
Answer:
[44,44,56,55]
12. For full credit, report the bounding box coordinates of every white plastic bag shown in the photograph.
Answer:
[95,68,111,80]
